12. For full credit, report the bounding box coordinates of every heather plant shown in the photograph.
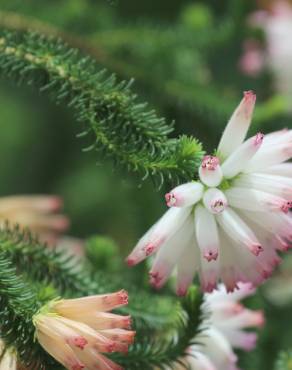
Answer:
[0,1,290,370]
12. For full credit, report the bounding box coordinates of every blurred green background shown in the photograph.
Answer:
[0,1,292,369]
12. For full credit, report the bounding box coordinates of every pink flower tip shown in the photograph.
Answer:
[49,196,64,211]
[203,250,219,262]
[72,364,85,370]
[145,243,155,256]
[261,269,273,279]
[107,342,116,353]
[165,192,177,207]
[243,90,256,102]
[125,257,136,267]
[201,155,220,171]
[253,132,264,146]
[226,282,239,293]
[117,290,129,305]
[250,244,264,256]
[71,336,88,350]
[149,271,162,283]
[203,282,217,293]
[281,201,292,213]
[254,311,265,327]
[211,199,227,214]
[55,216,70,231]
[123,316,132,329]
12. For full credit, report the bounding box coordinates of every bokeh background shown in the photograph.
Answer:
[0,1,292,369]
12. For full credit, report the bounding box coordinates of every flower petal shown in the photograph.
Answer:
[216,208,263,256]
[165,182,203,207]
[217,91,256,158]
[203,188,228,214]
[149,216,194,289]
[195,205,219,262]
[199,156,223,187]
[244,141,292,173]
[234,173,292,199]
[126,207,192,266]
[176,236,199,296]
[225,187,291,213]
[221,133,264,178]
[54,291,129,315]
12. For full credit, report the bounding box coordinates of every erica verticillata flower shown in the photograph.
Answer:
[174,283,264,370]
[127,90,292,293]
[0,195,69,244]
[34,290,135,370]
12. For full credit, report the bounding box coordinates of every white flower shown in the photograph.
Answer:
[34,290,135,370]
[127,90,292,293]
[174,283,264,370]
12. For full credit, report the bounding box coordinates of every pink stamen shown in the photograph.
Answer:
[203,250,219,262]
[165,192,177,207]
[244,90,256,100]
[107,342,116,352]
[243,90,257,118]
[126,258,136,267]
[250,244,263,256]
[72,337,88,350]
[261,270,272,279]
[211,199,227,213]
[149,271,162,283]
[72,364,85,370]
[253,132,264,146]
[203,282,217,293]
[145,243,155,256]
[117,290,129,305]
[281,201,292,213]
[123,317,132,329]
[201,155,220,171]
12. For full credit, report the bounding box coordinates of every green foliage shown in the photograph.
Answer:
[85,235,120,271]
[0,224,97,296]
[0,1,289,369]
[0,253,58,369]
[111,286,204,370]
[275,350,292,370]
[0,30,204,187]
[0,219,205,369]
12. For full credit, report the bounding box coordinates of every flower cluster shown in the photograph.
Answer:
[127,90,292,293]
[176,283,264,370]
[0,195,69,244]
[34,290,135,370]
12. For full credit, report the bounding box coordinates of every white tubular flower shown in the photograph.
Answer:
[171,283,264,370]
[34,290,135,370]
[127,90,292,293]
